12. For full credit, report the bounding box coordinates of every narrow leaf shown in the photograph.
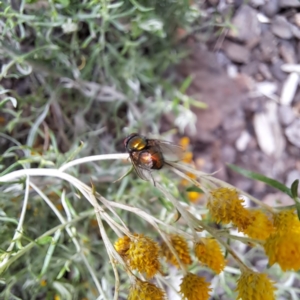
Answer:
[174,209,181,223]
[228,164,293,197]
[291,179,299,199]
[129,0,153,11]
[37,236,53,245]
[179,75,193,93]
[186,186,204,193]
[189,98,208,109]
[296,203,300,221]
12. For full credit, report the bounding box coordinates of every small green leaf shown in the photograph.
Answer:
[174,209,181,223]
[57,260,71,279]
[158,196,173,210]
[186,186,204,193]
[291,179,299,199]
[296,203,300,221]
[37,236,53,245]
[179,76,193,93]
[0,216,18,225]
[129,0,154,12]
[62,141,84,165]
[224,238,230,259]
[0,97,17,108]
[189,98,208,109]
[228,164,293,198]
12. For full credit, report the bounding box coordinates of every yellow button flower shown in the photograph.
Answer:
[179,272,211,300]
[161,234,192,268]
[265,230,300,271]
[128,279,166,300]
[207,187,252,231]
[115,234,161,278]
[236,270,275,300]
[264,210,300,271]
[194,238,226,274]
[243,210,274,240]
[273,209,300,232]
[115,235,131,258]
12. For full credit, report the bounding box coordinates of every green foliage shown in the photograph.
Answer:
[0,1,204,299]
[0,0,202,153]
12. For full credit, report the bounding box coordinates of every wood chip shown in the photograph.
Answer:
[280,72,299,105]
[256,81,277,97]
[235,130,251,151]
[253,101,285,157]
[257,12,271,23]
[266,101,285,158]
[253,111,276,156]
[281,64,300,73]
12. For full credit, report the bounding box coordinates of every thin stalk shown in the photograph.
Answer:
[1,175,30,266]
[59,153,128,172]
[30,182,107,299]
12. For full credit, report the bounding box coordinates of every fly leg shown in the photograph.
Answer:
[113,166,134,183]
[149,171,156,187]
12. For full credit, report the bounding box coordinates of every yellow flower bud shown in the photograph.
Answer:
[194,238,226,274]
[207,187,252,231]
[161,234,192,268]
[128,279,165,300]
[179,272,211,300]
[115,234,161,278]
[236,270,275,300]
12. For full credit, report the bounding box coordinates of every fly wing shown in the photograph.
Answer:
[157,141,185,162]
[131,160,153,181]
[129,151,152,181]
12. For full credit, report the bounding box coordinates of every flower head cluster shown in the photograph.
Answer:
[179,272,211,300]
[115,235,131,257]
[207,187,275,240]
[128,279,166,300]
[161,234,192,268]
[194,238,226,274]
[115,234,161,278]
[264,210,300,271]
[243,210,274,240]
[207,188,252,230]
[273,209,299,232]
[236,270,275,300]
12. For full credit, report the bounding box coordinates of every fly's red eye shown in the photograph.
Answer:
[124,137,129,146]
